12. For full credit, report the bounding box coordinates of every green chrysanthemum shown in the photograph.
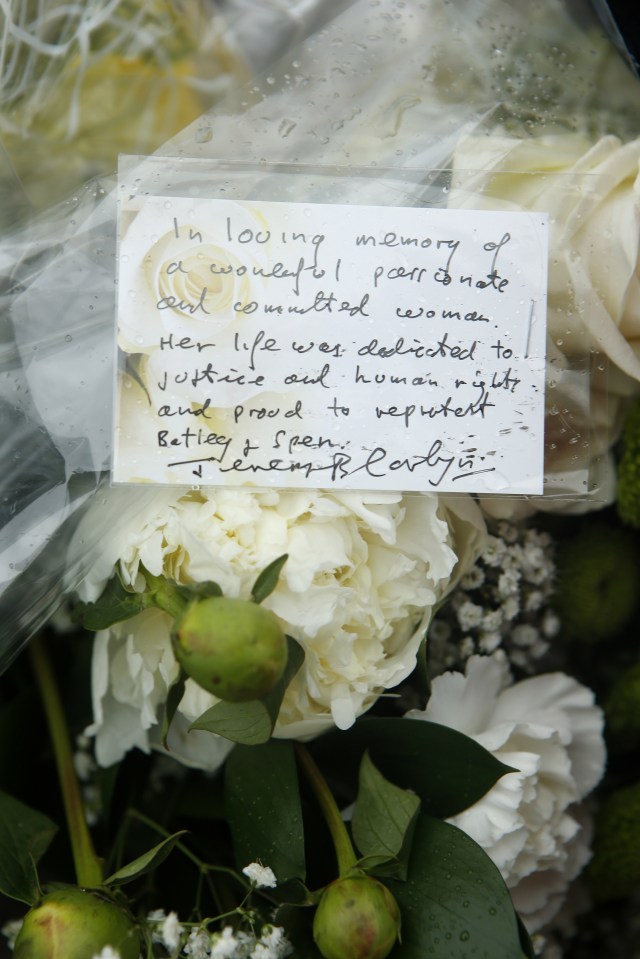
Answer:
[553,524,640,641]
[617,400,640,529]
[588,782,640,901]
[605,663,640,751]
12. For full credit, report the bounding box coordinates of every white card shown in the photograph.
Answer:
[114,196,547,493]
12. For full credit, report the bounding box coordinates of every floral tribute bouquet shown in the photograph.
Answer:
[1,1,640,958]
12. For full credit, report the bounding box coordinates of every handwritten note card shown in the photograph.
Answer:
[114,196,547,493]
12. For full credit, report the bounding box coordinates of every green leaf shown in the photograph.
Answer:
[175,580,223,602]
[162,670,187,748]
[225,741,305,884]
[190,636,304,745]
[190,698,274,746]
[312,718,514,818]
[0,791,58,904]
[72,575,152,630]
[104,831,187,886]
[251,554,288,604]
[386,814,524,959]
[352,752,419,880]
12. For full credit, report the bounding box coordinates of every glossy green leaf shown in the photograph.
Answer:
[104,831,187,886]
[72,575,152,630]
[190,636,304,745]
[352,752,419,879]
[251,554,288,604]
[386,814,525,959]
[162,670,187,748]
[312,718,513,818]
[225,741,305,883]
[0,790,58,904]
[190,698,274,746]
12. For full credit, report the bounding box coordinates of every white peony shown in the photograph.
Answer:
[451,132,640,515]
[406,654,605,932]
[79,487,485,768]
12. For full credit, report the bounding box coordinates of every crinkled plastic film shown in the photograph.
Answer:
[1,0,639,670]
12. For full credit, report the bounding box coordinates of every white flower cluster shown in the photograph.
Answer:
[429,521,559,675]
[146,910,291,959]
[407,654,606,932]
[79,487,484,769]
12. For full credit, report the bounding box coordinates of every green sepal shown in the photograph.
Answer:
[161,669,188,749]
[251,554,289,604]
[189,635,303,745]
[71,575,153,630]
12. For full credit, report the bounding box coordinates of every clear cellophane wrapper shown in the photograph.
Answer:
[1,0,639,668]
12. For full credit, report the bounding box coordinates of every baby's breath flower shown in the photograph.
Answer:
[511,624,540,648]
[92,948,121,959]
[478,632,502,653]
[2,919,23,950]
[253,924,292,958]
[242,862,277,889]
[161,912,183,953]
[210,926,238,958]
[501,596,520,621]
[460,566,485,590]
[497,568,521,598]
[460,637,475,658]
[429,520,560,675]
[456,600,484,631]
[482,535,507,566]
[542,610,561,638]
[184,926,213,959]
[481,610,502,632]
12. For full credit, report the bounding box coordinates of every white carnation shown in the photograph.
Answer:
[79,486,484,768]
[406,654,605,932]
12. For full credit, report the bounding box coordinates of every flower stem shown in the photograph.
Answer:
[142,572,189,621]
[295,744,357,878]
[29,634,103,888]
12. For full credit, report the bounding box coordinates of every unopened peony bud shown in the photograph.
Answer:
[313,875,401,959]
[173,597,287,702]
[14,887,140,959]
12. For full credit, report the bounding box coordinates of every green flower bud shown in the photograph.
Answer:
[173,596,287,702]
[313,875,401,959]
[553,523,640,641]
[14,886,140,959]
[588,782,640,901]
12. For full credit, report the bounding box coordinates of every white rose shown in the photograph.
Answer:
[118,202,273,354]
[406,654,605,932]
[451,133,640,515]
[77,486,485,765]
